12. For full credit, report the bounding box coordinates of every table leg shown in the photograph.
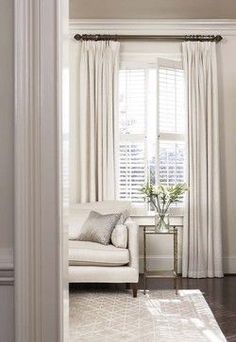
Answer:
[174,230,178,295]
[175,275,178,295]
[143,226,146,295]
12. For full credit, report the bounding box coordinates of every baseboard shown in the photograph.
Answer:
[223,256,236,274]
[139,255,236,274]
[0,248,14,284]
[139,255,182,273]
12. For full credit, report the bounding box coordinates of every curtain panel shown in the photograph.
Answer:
[182,41,223,278]
[70,40,120,203]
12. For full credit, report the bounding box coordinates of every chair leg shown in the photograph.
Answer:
[131,283,138,298]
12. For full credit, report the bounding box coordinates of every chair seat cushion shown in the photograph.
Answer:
[69,240,129,267]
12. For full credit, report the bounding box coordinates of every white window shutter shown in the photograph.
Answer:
[119,142,146,202]
[118,59,186,204]
[118,68,147,202]
[158,63,185,191]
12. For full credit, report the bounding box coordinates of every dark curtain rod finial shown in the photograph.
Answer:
[183,34,223,42]
[74,34,118,41]
[74,33,223,43]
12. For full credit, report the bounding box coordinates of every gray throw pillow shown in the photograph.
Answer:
[79,211,121,245]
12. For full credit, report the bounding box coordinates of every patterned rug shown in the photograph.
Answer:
[69,289,226,342]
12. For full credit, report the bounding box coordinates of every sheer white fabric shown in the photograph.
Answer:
[70,40,120,203]
[182,41,223,278]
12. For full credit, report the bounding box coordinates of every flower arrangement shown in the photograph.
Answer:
[141,183,188,231]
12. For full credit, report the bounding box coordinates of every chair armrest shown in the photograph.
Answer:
[125,218,139,272]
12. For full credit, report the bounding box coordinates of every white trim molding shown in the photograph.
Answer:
[223,257,236,274]
[70,19,236,37]
[0,248,14,285]
[14,0,68,341]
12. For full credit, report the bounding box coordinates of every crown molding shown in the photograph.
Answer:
[70,19,236,37]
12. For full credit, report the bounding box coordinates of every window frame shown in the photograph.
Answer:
[117,56,185,215]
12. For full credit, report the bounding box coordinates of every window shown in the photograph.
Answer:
[118,59,185,204]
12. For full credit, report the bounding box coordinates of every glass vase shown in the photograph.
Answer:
[154,211,170,233]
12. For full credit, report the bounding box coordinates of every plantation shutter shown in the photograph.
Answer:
[158,61,185,188]
[118,68,147,202]
[119,142,146,202]
[118,58,186,204]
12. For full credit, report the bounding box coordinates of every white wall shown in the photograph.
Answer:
[69,28,236,273]
[70,0,236,20]
[218,36,236,273]
[0,1,14,341]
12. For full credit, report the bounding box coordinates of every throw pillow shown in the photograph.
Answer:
[117,209,129,225]
[111,224,128,249]
[79,211,121,245]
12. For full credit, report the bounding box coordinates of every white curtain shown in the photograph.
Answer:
[70,40,120,203]
[182,41,223,278]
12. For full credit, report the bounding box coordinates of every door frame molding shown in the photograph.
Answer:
[14,13,236,341]
[14,0,68,341]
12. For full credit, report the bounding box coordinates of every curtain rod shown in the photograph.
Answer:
[74,34,223,43]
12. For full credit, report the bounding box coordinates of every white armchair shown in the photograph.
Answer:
[68,201,139,297]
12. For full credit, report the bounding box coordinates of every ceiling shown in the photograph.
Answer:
[70,0,236,19]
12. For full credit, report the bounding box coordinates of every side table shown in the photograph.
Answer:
[143,225,182,295]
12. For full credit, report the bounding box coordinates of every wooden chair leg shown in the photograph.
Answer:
[131,283,138,298]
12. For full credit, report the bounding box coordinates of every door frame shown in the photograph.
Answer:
[14,0,69,341]
[14,8,236,341]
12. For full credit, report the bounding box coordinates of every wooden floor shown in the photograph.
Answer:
[140,275,236,342]
[71,275,236,341]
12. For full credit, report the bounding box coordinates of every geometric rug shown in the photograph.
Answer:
[70,289,226,342]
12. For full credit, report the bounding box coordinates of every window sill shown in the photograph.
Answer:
[130,203,184,217]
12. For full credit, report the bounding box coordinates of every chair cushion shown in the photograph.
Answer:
[69,240,129,266]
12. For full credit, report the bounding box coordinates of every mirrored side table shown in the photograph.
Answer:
[143,225,182,295]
